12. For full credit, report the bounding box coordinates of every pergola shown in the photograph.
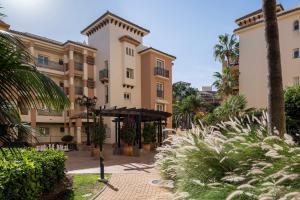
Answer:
[94,106,172,149]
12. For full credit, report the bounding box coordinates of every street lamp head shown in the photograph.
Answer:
[92,96,98,105]
[76,97,82,104]
[82,95,88,103]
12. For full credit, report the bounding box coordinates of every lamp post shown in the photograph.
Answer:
[76,95,97,146]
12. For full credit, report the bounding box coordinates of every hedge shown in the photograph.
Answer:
[0,148,66,200]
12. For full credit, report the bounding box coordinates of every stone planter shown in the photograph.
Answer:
[143,143,151,152]
[123,144,133,156]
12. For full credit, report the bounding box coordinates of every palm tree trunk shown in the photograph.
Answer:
[262,0,286,137]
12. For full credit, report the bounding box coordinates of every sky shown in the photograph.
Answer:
[1,0,299,90]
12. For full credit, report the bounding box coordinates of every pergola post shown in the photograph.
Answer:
[138,113,142,149]
[117,116,121,148]
[114,118,117,145]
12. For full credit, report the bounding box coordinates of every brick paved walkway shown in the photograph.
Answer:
[66,145,173,200]
[96,173,172,200]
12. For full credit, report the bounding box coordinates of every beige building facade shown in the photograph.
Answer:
[0,11,175,144]
[235,4,300,108]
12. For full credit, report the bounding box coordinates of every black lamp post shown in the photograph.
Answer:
[77,95,97,146]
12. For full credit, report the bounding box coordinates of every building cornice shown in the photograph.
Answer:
[234,6,300,34]
[81,11,150,37]
[138,47,176,60]
[119,35,141,46]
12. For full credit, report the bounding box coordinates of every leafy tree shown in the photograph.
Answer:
[172,81,198,102]
[213,67,238,99]
[0,18,69,146]
[262,0,286,136]
[213,33,239,67]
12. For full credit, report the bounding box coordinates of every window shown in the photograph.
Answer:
[156,59,165,69]
[38,127,50,136]
[293,48,299,59]
[60,127,65,133]
[156,103,165,111]
[105,85,109,103]
[126,47,134,56]
[124,92,131,100]
[293,77,300,86]
[37,55,48,65]
[156,82,164,98]
[126,68,134,79]
[104,60,109,69]
[294,20,299,31]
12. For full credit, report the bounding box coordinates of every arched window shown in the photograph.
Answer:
[293,20,299,31]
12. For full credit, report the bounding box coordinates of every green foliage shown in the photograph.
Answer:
[0,148,66,200]
[121,127,136,145]
[284,85,300,142]
[143,123,156,144]
[61,135,74,142]
[156,114,300,200]
[213,67,238,99]
[92,116,106,148]
[202,95,247,125]
[173,81,198,102]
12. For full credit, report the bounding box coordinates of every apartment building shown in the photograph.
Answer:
[235,4,300,108]
[0,11,175,144]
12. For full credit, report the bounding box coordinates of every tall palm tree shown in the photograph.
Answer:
[213,33,239,67]
[262,0,286,137]
[213,67,238,99]
[0,29,70,146]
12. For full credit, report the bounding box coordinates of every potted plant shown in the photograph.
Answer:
[91,115,106,158]
[61,135,74,144]
[142,123,156,152]
[120,126,136,156]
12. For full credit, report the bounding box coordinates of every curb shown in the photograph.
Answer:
[91,180,110,200]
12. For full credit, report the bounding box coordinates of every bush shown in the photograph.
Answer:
[92,116,107,148]
[61,135,74,142]
[285,86,300,142]
[0,148,66,200]
[121,127,136,145]
[156,113,300,200]
[143,123,156,144]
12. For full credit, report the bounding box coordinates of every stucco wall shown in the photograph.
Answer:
[238,11,300,108]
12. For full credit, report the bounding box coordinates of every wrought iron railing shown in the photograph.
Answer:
[35,58,64,71]
[157,90,164,98]
[154,67,169,78]
[75,86,83,95]
[74,62,83,71]
[99,69,109,80]
[37,109,63,116]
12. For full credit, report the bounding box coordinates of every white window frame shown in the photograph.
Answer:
[156,103,165,111]
[156,59,165,69]
[293,76,300,86]
[126,68,134,79]
[37,55,49,65]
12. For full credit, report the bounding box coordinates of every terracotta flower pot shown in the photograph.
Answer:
[91,147,101,158]
[123,144,133,156]
[143,143,151,152]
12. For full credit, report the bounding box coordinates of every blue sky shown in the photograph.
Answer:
[1,0,299,89]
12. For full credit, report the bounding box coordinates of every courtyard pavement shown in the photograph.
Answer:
[66,144,173,200]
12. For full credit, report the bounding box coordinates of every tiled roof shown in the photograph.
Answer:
[138,47,176,60]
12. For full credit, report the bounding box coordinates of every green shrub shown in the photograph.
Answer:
[156,113,300,199]
[284,85,300,142]
[121,127,136,145]
[0,148,66,200]
[92,116,107,148]
[61,135,74,142]
[143,123,156,144]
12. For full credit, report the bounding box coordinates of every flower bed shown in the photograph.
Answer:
[0,148,66,200]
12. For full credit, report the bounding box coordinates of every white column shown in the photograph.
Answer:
[76,127,82,144]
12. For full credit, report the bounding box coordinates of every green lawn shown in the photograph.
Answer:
[65,174,111,200]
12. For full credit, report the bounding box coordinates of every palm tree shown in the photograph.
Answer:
[213,33,239,67]
[213,67,238,99]
[262,0,286,137]
[0,29,70,146]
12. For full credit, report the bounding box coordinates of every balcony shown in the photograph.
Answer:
[87,79,95,89]
[75,86,83,95]
[37,109,62,116]
[74,62,83,71]
[86,56,95,65]
[157,90,164,98]
[154,67,169,78]
[35,58,64,71]
[99,69,109,83]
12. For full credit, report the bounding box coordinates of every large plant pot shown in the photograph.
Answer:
[123,144,133,156]
[143,143,151,152]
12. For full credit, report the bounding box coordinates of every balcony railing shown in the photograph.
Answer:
[86,56,95,65]
[74,62,83,71]
[157,90,164,98]
[37,109,62,116]
[87,79,95,89]
[154,67,169,78]
[99,69,109,83]
[35,58,64,71]
[75,86,83,95]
